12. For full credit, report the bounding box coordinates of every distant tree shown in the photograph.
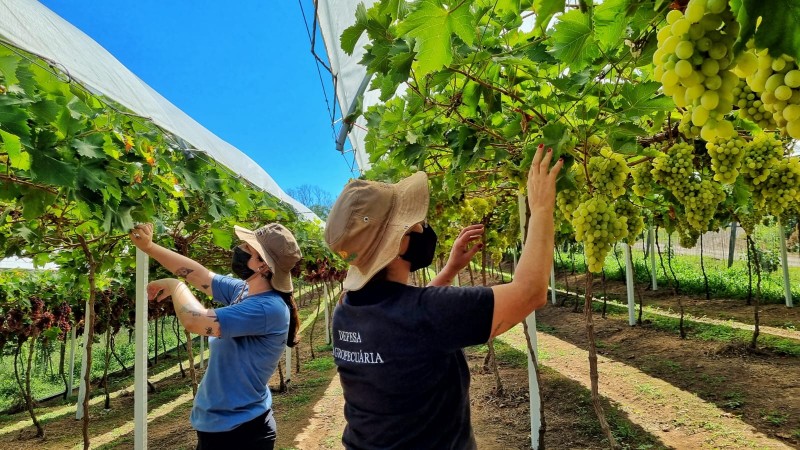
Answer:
[287,185,334,220]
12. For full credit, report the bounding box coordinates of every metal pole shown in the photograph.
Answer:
[519,193,541,450]
[67,326,76,399]
[134,248,149,449]
[75,295,91,420]
[649,226,657,290]
[728,222,738,268]
[323,283,331,344]
[779,221,794,308]
[625,243,636,326]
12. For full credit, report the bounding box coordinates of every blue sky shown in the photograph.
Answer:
[39,0,355,202]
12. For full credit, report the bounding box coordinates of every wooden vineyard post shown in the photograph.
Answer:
[624,243,636,326]
[778,221,794,308]
[285,347,292,383]
[135,248,149,450]
[519,193,543,450]
[728,222,737,268]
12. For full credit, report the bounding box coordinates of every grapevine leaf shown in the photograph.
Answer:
[21,189,57,221]
[30,155,77,188]
[341,3,370,55]
[210,226,234,250]
[0,96,32,146]
[72,136,105,158]
[731,0,800,60]
[618,81,674,119]
[0,129,24,168]
[78,161,112,193]
[396,0,476,76]
[0,55,20,86]
[593,0,629,53]
[549,9,601,70]
[532,0,566,34]
[540,122,571,153]
[30,99,62,125]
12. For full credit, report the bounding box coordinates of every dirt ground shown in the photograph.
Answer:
[2,272,800,449]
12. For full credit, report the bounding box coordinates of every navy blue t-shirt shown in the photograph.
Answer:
[332,279,494,450]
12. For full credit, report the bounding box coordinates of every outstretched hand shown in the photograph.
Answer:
[129,223,155,252]
[147,278,181,302]
[444,224,484,273]
[526,144,562,213]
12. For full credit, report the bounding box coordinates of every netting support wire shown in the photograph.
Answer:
[518,194,541,450]
[648,226,657,291]
[67,326,76,399]
[778,221,794,308]
[335,73,374,154]
[135,249,150,450]
[624,243,636,326]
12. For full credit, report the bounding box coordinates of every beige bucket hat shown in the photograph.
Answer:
[325,171,430,291]
[234,223,301,293]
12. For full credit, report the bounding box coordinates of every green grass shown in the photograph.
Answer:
[0,316,197,412]
[590,301,800,356]
[555,241,800,305]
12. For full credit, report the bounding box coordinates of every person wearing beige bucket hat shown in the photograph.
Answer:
[129,222,302,450]
[325,144,562,449]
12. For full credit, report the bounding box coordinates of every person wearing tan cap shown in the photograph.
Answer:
[129,222,302,450]
[324,145,562,449]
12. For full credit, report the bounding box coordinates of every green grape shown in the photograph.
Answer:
[733,80,776,129]
[706,136,746,184]
[556,188,581,220]
[785,70,800,88]
[749,156,800,217]
[571,196,628,273]
[587,147,630,199]
[615,199,645,245]
[631,159,654,197]
[741,133,783,186]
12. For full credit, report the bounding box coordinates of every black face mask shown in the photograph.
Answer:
[231,246,255,280]
[400,224,438,271]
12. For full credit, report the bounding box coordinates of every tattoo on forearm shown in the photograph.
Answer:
[205,327,213,336]
[175,267,194,278]
[180,305,202,317]
[202,284,210,290]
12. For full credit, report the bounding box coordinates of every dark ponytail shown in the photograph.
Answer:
[265,271,300,347]
[277,290,300,348]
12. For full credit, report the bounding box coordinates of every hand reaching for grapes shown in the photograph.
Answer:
[129,223,155,252]
[526,144,562,214]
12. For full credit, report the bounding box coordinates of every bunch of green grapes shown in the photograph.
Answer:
[679,107,701,138]
[705,135,745,184]
[680,178,726,230]
[676,219,702,247]
[750,157,800,217]
[732,80,775,129]
[651,141,696,196]
[556,188,581,221]
[652,0,740,141]
[588,147,630,199]
[742,49,800,138]
[615,199,645,245]
[741,133,783,185]
[631,159,654,196]
[570,196,628,273]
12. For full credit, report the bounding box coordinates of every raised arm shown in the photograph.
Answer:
[489,145,561,338]
[148,278,220,337]
[428,224,484,287]
[129,223,214,297]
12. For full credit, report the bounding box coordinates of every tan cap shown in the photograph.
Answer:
[325,172,429,291]
[234,223,301,293]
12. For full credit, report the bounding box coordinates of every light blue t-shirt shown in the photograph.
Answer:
[190,274,289,432]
